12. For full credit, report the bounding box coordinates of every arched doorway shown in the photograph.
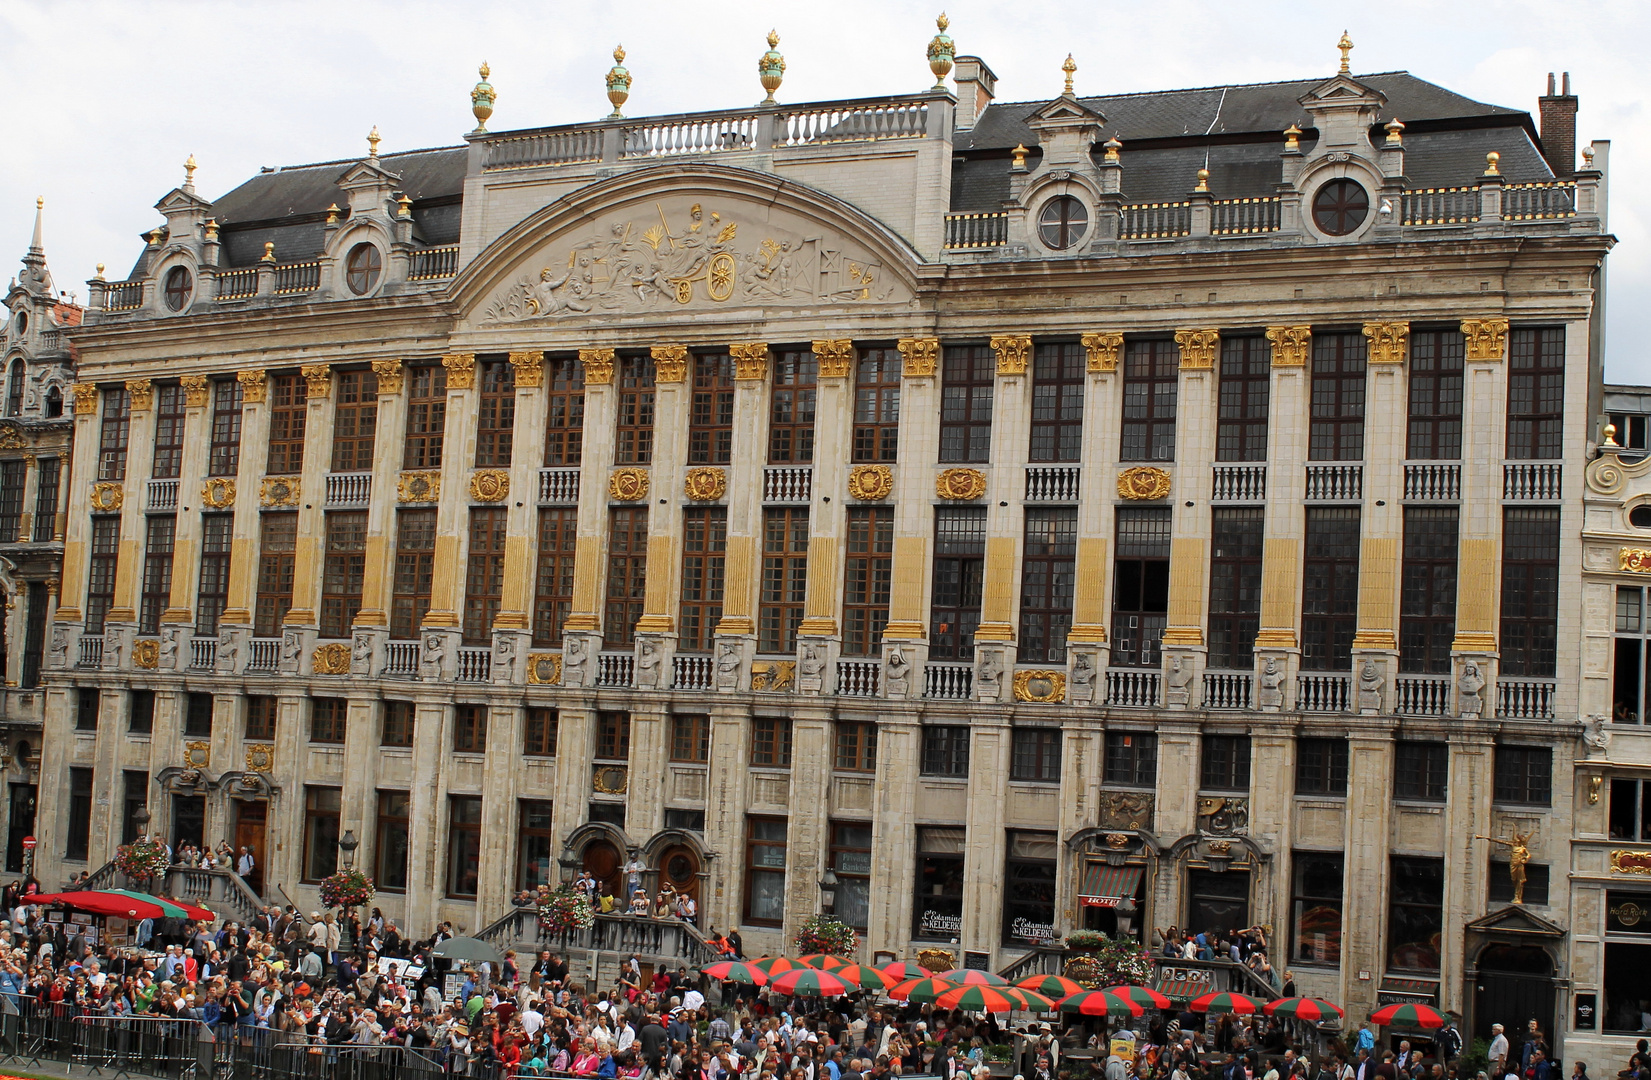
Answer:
[582,839,623,898]
[1474,944,1555,1043]
[658,844,701,907]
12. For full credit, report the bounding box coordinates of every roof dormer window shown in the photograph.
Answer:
[1312,179,1369,237]
[346,243,383,296]
[1038,195,1088,251]
[163,266,193,312]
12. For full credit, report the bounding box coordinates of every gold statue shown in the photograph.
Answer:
[1477,828,1535,905]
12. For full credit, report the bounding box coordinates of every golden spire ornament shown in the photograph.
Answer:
[471,62,496,131]
[184,154,198,189]
[607,45,631,119]
[927,13,954,91]
[1284,124,1302,152]
[1061,54,1077,96]
[1337,30,1353,74]
[367,126,382,160]
[759,30,786,105]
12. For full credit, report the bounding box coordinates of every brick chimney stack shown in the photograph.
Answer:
[952,55,998,131]
[1538,71,1578,178]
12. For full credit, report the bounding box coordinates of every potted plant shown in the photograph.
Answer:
[1063,929,1109,952]
[317,867,375,909]
[536,887,595,935]
[794,914,857,956]
[1092,934,1154,986]
[114,837,169,885]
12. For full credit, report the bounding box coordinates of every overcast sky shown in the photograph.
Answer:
[2,0,1643,379]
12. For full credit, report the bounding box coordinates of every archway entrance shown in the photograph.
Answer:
[1474,944,1555,1043]
[658,844,701,907]
[233,800,267,896]
[582,839,623,898]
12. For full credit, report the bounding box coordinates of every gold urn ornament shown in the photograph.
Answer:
[606,46,631,119]
[926,14,954,91]
[758,31,786,106]
[471,62,496,131]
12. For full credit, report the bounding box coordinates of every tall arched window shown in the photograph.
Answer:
[44,386,61,418]
[6,361,24,417]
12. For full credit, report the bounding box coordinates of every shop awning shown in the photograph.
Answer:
[1078,863,1144,908]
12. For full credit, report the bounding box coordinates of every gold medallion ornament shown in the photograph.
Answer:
[236,369,267,403]
[1461,318,1511,361]
[442,353,476,390]
[259,477,300,508]
[813,340,854,378]
[184,741,211,769]
[526,653,563,685]
[245,744,275,773]
[684,467,728,502]
[935,468,987,501]
[200,478,236,509]
[751,660,795,692]
[1621,549,1651,574]
[609,468,649,502]
[990,334,1032,376]
[1117,466,1171,500]
[580,348,616,385]
[125,379,153,411]
[301,363,332,399]
[1175,329,1219,369]
[730,342,770,380]
[1362,321,1410,364]
[469,470,510,503]
[89,482,124,512]
[1611,850,1651,875]
[397,471,440,503]
[132,638,159,670]
[651,345,689,383]
[897,337,939,377]
[508,350,545,388]
[1013,670,1066,703]
[180,374,210,407]
[312,643,351,675]
[1265,326,1311,366]
[847,465,894,501]
[371,358,404,395]
[1081,332,1123,373]
[593,764,629,795]
[917,948,956,973]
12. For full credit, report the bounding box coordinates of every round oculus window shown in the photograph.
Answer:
[1631,506,1651,529]
[163,266,193,311]
[1312,179,1369,236]
[346,243,383,296]
[12,312,25,337]
[1038,195,1089,250]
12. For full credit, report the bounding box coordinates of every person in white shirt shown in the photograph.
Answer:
[1488,1025,1509,1076]
[617,1019,637,1052]
[237,847,255,877]
[683,987,704,1011]
[521,1001,544,1038]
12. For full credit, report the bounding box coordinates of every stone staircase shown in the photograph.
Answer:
[476,908,720,989]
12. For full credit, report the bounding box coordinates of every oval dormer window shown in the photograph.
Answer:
[347,243,383,296]
[1312,179,1369,237]
[1038,195,1089,251]
[1631,506,1651,529]
[163,266,193,312]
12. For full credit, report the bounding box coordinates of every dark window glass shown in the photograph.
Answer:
[320,511,367,639]
[137,515,175,636]
[1302,506,1360,671]
[208,379,243,477]
[1121,340,1177,462]
[98,388,131,482]
[462,508,507,646]
[921,726,970,777]
[842,506,893,656]
[1002,831,1059,946]
[931,507,986,661]
[939,344,994,463]
[151,384,185,479]
[1112,507,1170,668]
[183,693,213,737]
[375,790,409,891]
[5,361,21,418]
[130,690,156,735]
[380,700,414,747]
[525,707,557,757]
[1494,744,1552,805]
[302,787,340,882]
[679,507,727,653]
[835,722,877,773]
[745,817,788,925]
[1395,741,1448,801]
[163,266,193,310]
[544,356,584,467]
[831,822,873,930]
[1217,337,1270,461]
[1295,738,1349,795]
[1615,586,1648,724]
[1310,332,1366,461]
[331,370,378,472]
[85,515,121,634]
[1507,327,1565,460]
[310,697,347,744]
[769,350,816,464]
[402,365,447,470]
[390,508,435,639]
[0,460,24,542]
[597,711,630,761]
[533,508,577,648]
[1209,507,1264,670]
[614,354,655,465]
[1291,852,1344,966]
[1488,861,1549,906]
[689,352,735,465]
[517,799,556,892]
[31,457,58,542]
[1030,341,1085,463]
[1019,508,1076,663]
[1501,507,1559,677]
[75,688,99,731]
[1011,728,1062,782]
[453,703,487,753]
[604,507,648,649]
[1400,507,1458,674]
[195,513,232,636]
[1104,731,1157,787]
[1387,856,1444,971]
[253,512,297,638]
[265,374,307,475]
[1201,734,1252,792]
[1609,779,1651,842]
[474,357,515,467]
[760,508,808,654]
[913,827,965,940]
[852,348,900,463]
[245,696,276,740]
[120,770,148,845]
[670,714,709,764]
[65,767,93,861]
[1407,330,1464,459]
[751,717,793,767]
[446,795,482,897]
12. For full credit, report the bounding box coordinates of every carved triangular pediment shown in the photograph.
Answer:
[1027,95,1108,128]
[154,188,212,213]
[1298,74,1387,109]
[336,161,402,188]
[1465,905,1567,938]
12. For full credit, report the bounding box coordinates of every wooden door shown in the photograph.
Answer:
[232,800,267,897]
[658,844,701,905]
[583,840,623,898]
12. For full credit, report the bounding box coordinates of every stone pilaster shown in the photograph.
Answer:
[1352,323,1409,705]
[1069,333,1124,684]
[403,701,451,935]
[797,341,853,691]
[1248,733,1294,935]
[961,717,1010,957]
[158,376,214,639]
[716,343,770,661]
[1162,330,1220,704]
[494,352,546,640]
[54,383,105,625]
[475,703,522,925]
[702,707,752,931]
[563,350,615,643]
[883,339,939,674]
[282,365,335,631]
[106,379,157,636]
[1339,735,1395,1020]
[1255,328,1312,707]
[1440,731,1493,1016]
[354,360,407,633]
[974,335,1032,652]
[220,370,269,635]
[1452,319,1509,706]
[866,719,920,956]
[421,355,477,631]
[782,714,832,947]
[635,346,689,650]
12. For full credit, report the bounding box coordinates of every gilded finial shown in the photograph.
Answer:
[1606,423,1620,447]
[1485,151,1501,176]
[1195,168,1210,193]
[1011,144,1028,170]
[148,228,163,247]
[35,197,42,211]
[184,154,197,188]
[759,30,786,106]
[606,44,631,119]
[325,204,341,226]
[471,62,496,132]
[95,263,105,281]
[367,126,381,160]
[204,218,218,241]
[260,241,276,263]
[397,195,413,218]
[1384,118,1405,145]
[1061,53,1077,96]
[1283,124,1302,152]
[927,13,955,92]
[1337,30,1353,75]
[1583,145,1596,168]
[1103,136,1122,164]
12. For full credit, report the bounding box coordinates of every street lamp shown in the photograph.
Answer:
[337,830,360,952]
[819,867,839,916]
[338,830,359,869]
[133,805,151,839]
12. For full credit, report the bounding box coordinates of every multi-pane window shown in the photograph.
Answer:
[517,800,555,891]
[310,698,347,744]
[265,374,307,475]
[689,352,735,464]
[1217,336,1270,461]
[670,713,709,763]
[831,822,873,930]
[1407,330,1464,459]
[1104,731,1157,787]
[1507,327,1565,459]
[245,695,276,740]
[380,700,414,747]
[1030,342,1084,462]
[1611,780,1651,841]
[98,387,131,481]
[769,350,816,463]
[1501,507,1560,677]
[183,692,214,736]
[1302,506,1361,671]
[939,344,993,463]
[1112,507,1170,667]
[596,711,630,760]
[1494,744,1553,806]
[1121,339,1177,462]
[1209,507,1263,670]
[931,507,986,661]
[462,508,507,646]
[1616,586,1651,723]
[605,507,648,649]
[402,364,446,470]
[446,796,482,898]
[390,508,436,639]
[1291,852,1344,966]
[151,384,185,479]
[320,511,367,639]
[525,707,557,757]
[375,791,410,892]
[208,379,244,477]
[913,827,966,940]
[85,515,121,634]
[253,512,297,638]
[331,369,378,471]
[1399,507,1458,674]
[32,457,59,542]
[842,506,892,656]
[745,817,788,925]
[474,357,515,467]
[760,508,808,654]
[835,722,877,772]
[921,725,970,777]
[453,703,488,753]
[543,356,584,467]
[1018,508,1076,663]
[614,354,655,465]
[1309,332,1366,461]
[1011,728,1062,782]
[852,348,900,462]
[679,507,727,653]
[301,787,340,882]
[76,688,99,731]
[1201,735,1252,791]
[1296,738,1349,795]
[1394,741,1448,801]
[65,768,93,860]
[5,363,20,418]
[195,513,233,636]
[751,717,794,767]
[532,508,577,647]
[1387,856,1444,972]
[0,461,26,542]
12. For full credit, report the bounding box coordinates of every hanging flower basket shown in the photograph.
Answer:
[318,867,375,909]
[537,888,595,934]
[114,837,169,883]
[1063,930,1109,952]
[794,914,857,957]
[1087,933,1153,986]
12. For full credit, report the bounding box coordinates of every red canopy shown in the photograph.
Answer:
[27,890,214,921]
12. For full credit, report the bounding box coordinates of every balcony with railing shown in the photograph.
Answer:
[1120,202,1192,240]
[1105,669,1159,708]
[1212,465,1266,502]
[539,468,581,504]
[1401,187,1480,225]
[407,245,461,281]
[923,662,973,700]
[147,478,179,512]
[456,647,492,682]
[673,654,713,691]
[944,212,1009,249]
[272,261,321,296]
[76,635,103,669]
[103,281,144,311]
[1202,672,1252,710]
[215,268,258,300]
[1504,462,1562,500]
[1305,464,1363,501]
[190,637,217,671]
[1502,181,1576,221]
[763,467,812,503]
[597,652,635,687]
[1404,463,1460,501]
[325,472,372,508]
[1025,467,1080,502]
[1210,197,1281,235]
[1497,678,1556,719]
[246,638,281,674]
[836,660,880,697]
[385,641,419,677]
[1296,673,1351,713]
[1394,674,1451,716]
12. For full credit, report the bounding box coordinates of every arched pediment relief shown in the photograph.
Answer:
[455,165,923,328]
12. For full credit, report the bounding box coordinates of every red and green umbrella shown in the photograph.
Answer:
[28,890,214,921]
[769,967,855,997]
[881,961,940,981]
[750,956,797,976]
[797,953,848,971]
[1265,997,1344,1022]
[889,976,960,1002]
[1017,975,1088,999]
[1106,985,1173,1010]
[1369,1003,1446,1029]
[1190,991,1263,1015]
[1058,990,1144,1017]
[933,985,1055,1013]
[946,969,1009,987]
[699,961,767,985]
[831,964,899,992]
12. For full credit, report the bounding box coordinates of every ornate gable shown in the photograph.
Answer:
[1464,905,1567,939]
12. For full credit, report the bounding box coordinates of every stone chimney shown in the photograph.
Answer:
[953,55,997,131]
[1538,72,1578,178]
